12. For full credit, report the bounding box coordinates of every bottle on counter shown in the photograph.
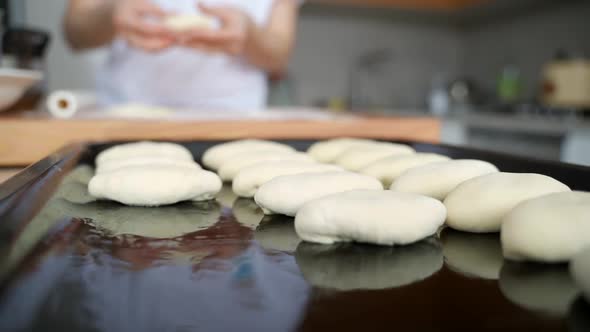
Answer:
[428,75,450,116]
[497,62,523,104]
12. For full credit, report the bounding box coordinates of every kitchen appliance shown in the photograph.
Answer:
[542,59,590,110]
[1,139,589,331]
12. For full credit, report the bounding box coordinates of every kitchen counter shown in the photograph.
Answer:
[0,110,440,166]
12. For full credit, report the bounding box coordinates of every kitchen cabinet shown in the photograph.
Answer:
[308,0,486,10]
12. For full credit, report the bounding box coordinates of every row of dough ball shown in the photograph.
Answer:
[311,139,590,263]
[91,140,590,268]
[89,142,222,206]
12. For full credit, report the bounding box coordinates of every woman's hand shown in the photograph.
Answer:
[175,4,254,56]
[112,0,174,52]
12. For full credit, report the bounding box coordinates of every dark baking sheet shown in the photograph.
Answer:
[0,140,589,332]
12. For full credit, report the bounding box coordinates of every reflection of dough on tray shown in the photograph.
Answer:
[570,247,590,304]
[568,297,590,332]
[64,201,220,239]
[499,262,579,316]
[57,165,97,204]
[295,239,443,290]
[254,216,301,253]
[216,185,238,208]
[232,198,264,229]
[441,229,503,280]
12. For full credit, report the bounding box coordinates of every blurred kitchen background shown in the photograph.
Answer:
[1,0,589,164]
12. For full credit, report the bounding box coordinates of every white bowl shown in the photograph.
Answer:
[0,68,43,111]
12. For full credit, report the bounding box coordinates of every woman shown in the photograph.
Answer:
[64,0,300,110]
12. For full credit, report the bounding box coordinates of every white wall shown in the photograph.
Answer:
[290,13,463,107]
[24,0,107,91]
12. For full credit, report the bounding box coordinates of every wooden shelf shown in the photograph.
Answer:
[0,116,440,166]
[308,0,485,10]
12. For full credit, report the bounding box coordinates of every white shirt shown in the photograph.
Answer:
[98,0,276,111]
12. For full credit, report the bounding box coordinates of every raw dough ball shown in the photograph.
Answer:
[232,161,342,198]
[163,14,215,31]
[97,157,201,174]
[202,139,295,170]
[295,239,443,290]
[390,159,498,200]
[255,171,382,216]
[501,191,590,263]
[217,150,313,181]
[500,262,579,316]
[295,190,446,246]
[333,143,415,171]
[444,173,570,233]
[570,247,590,304]
[360,153,450,187]
[89,165,222,206]
[96,141,193,166]
[232,198,264,229]
[254,216,301,252]
[70,201,220,239]
[441,229,503,280]
[307,138,377,163]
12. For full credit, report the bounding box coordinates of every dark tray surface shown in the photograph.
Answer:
[0,139,589,332]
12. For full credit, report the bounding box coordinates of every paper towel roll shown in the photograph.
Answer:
[46,90,79,118]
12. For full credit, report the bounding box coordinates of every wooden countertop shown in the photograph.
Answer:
[0,113,440,167]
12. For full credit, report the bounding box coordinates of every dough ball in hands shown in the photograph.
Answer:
[96,141,193,167]
[97,156,201,174]
[255,171,383,216]
[295,190,446,246]
[444,173,570,233]
[390,159,499,200]
[163,14,215,31]
[232,161,342,198]
[89,165,222,206]
[570,247,590,303]
[333,143,415,171]
[217,150,313,181]
[202,139,295,170]
[360,153,451,187]
[501,191,590,263]
[307,138,377,163]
